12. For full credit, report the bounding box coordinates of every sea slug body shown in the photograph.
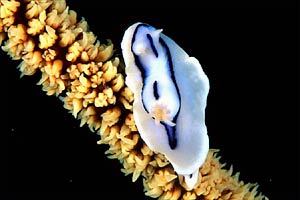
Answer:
[121,22,210,189]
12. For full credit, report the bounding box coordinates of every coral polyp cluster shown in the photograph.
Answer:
[2,0,267,199]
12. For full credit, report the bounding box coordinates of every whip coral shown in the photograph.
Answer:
[2,0,268,199]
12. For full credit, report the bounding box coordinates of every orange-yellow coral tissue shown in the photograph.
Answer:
[2,0,268,199]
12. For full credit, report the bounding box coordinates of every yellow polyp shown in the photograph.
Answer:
[44,59,63,77]
[80,32,95,48]
[128,133,139,147]
[53,59,63,75]
[90,74,103,87]
[76,63,89,75]
[132,169,142,182]
[79,106,95,119]
[102,60,117,82]
[124,113,137,132]
[95,42,114,62]
[58,9,76,31]
[119,143,133,156]
[66,41,82,62]
[161,187,182,200]
[153,154,170,168]
[27,11,46,36]
[55,78,65,95]
[8,23,27,42]
[0,0,20,18]
[74,92,85,99]
[118,134,135,146]
[23,38,35,53]
[83,89,96,100]
[79,74,91,87]
[104,87,115,99]
[94,93,106,107]
[80,51,89,62]
[25,0,52,19]
[164,180,176,191]
[75,84,87,94]
[24,50,41,65]
[145,187,164,198]
[222,191,233,200]
[122,87,134,102]
[2,40,19,59]
[164,173,177,183]
[50,0,66,13]
[81,115,98,132]
[17,61,36,77]
[82,97,93,108]
[135,154,150,169]
[123,150,136,162]
[46,7,68,29]
[44,87,56,96]
[182,191,197,200]
[153,170,170,187]
[103,130,120,146]
[25,1,40,19]
[95,88,117,107]
[72,98,82,118]
[1,16,14,31]
[111,74,125,92]
[38,25,57,49]
[42,48,56,61]
[101,107,121,124]
[86,40,99,60]
[59,29,75,47]
[66,64,80,79]
[90,62,102,74]
[141,143,153,156]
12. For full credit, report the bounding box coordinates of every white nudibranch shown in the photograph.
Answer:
[121,22,210,190]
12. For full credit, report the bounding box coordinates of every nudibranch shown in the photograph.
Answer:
[121,22,210,189]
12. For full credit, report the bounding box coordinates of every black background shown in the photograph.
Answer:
[4,2,299,200]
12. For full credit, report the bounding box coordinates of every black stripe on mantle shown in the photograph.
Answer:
[131,23,181,150]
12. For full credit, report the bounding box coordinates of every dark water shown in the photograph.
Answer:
[4,3,299,200]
